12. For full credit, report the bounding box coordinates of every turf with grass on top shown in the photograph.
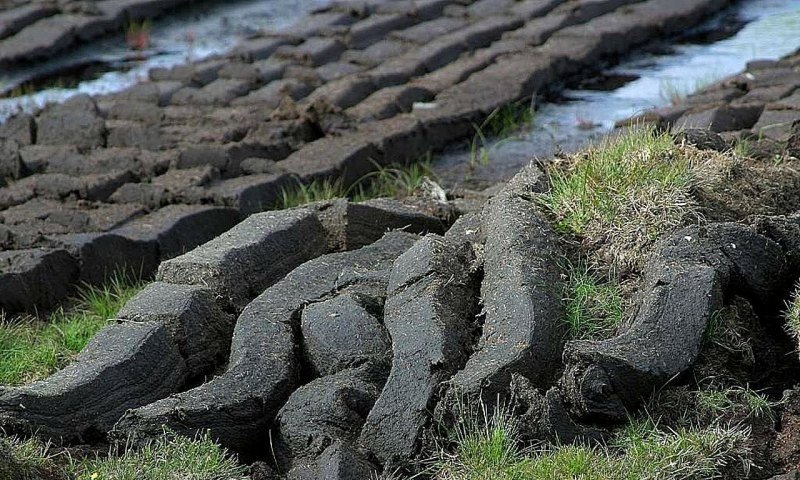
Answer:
[541,127,716,272]
[0,276,142,386]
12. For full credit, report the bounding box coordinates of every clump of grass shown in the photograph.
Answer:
[275,160,437,210]
[352,160,436,201]
[731,138,752,159]
[541,126,712,272]
[0,432,247,480]
[277,178,347,209]
[483,101,535,139]
[659,78,720,106]
[436,400,522,480]
[0,275,143,385]
[660,79,688,106]
[74,432,247,480]
[468,101,535,173]
[434,406,751,480]
[703,305,755,366]
[784,282,800,352]
[562,261,624,341]
[694,386,778,423]
[0,436,62,480]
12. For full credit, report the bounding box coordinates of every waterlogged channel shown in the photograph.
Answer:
[0,0,328,122]
[433,0,800,188]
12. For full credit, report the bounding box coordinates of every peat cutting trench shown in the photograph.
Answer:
[2,0,800,479]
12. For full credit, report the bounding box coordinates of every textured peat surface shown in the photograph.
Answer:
[0,0,738,313]
[3,1,800,478]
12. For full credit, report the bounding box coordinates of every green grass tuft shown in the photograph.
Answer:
[784,282,800,353]
[435,408,751,480]
[1,432,247,480]
[467,102,535,173]
[562,261,624,341]
[275,160,437,210]
[436,400,522,480]
[0,436,60,480]
[541,126,707,271]
[74,432,247,480]
[694,386,778,422]
[483,101,535,139]
[276,177,348,209]
[0,275,142,385]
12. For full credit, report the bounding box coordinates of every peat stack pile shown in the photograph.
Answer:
[3,123,800,479]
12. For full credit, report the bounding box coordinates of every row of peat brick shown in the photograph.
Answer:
[0,0,734,313]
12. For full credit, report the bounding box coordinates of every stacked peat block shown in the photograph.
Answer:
[0,0,734,313]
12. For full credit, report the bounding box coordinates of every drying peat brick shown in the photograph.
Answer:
[274,361,389,470]
[673,104,765,133]
[444,166,563,407]
[341,39,409,68]
[286,441,378,480]
[0,321,187,441]
[347,13,416,49]
[35,94,106,150]
[275,37,347,67]
[345,198,447,249]
[0,5,58,41]
[149,59,225,87]
[113,232,418,452]
[347,85,433,121]
[203,173,295,216]
[510,377,604,445]
[304,195,446,253]
[0,248,78,313]
[304,74,376,109]
[0,112,34,145]
[280,133,380,186]
[157,207,327,308]
[301,293,391,376]
[359,234,479,466]
[753,108,800,141]
[53,230,159,286]
[117,282,235,379]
